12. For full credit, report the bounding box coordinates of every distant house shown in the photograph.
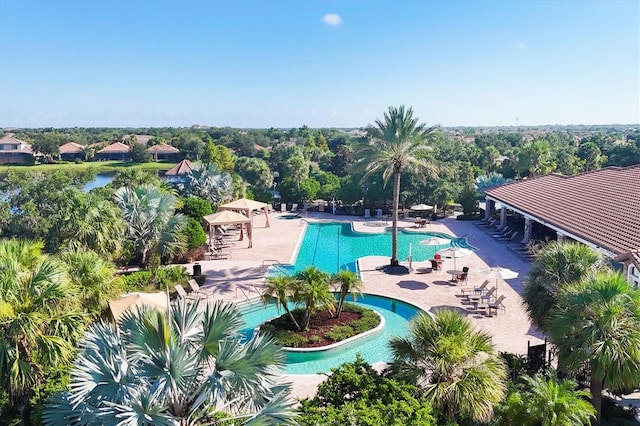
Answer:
[96,142,131,161]
[0,135,34,164]
[59,142,86,161]
[146,143,180,161]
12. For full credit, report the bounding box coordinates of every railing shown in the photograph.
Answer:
[262,259,290,276]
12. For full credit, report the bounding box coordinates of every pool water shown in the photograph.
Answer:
[240,294,422,374]
[278,222,470,275]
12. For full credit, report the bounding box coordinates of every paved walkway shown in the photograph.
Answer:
[190,211,545,399]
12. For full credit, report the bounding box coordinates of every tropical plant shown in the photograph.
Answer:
[389,310,507,423]
[474,172,512,194]
[516,139,556,177]
[53,191,126,259]
[493,373,595,426]
[331,270,364,318]
[174,162,233,205]
[358,105,438,267]
[114,185,187,267]
[111,168,160,189]
[298,354,437,425]
[43,299,297,425]
[523,241,606,334]
[178,196,213,220]
[58,248,123,317]
[294,266,334,330]
[262,274,301,330]
[549,272,640,421]
[0,239,85,424]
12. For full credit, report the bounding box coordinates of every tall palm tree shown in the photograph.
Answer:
[58,248,123,317]
[114,185,187,267]
[549,272,640,421]
[0,239,85,424]
[331,269,364,318]
[359,105,438,268]
[389,310,507,423]
[523,241,605,334]
[294,266,334,330]
[263,274,301,330]
[43,299,297,425]
[494,373,595,426]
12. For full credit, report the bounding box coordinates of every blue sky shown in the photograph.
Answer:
[0,1,638,128]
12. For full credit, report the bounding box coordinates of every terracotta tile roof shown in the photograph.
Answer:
[59,142,85,154]
[615,250,640,269]
[0,135,33,154]
[165,159,194,175]
[485,165,640,256]
[97,142,131,154]
[135,135,153,144]
[146,143,179,154]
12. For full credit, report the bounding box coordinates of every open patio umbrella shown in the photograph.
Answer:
[419,237,450,246]
[437,247,473,272]
[478,266,519,297]
[410,204,433,211]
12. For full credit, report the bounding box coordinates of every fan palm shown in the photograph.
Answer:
[331,270,364,318]
[522,241,605,333]
[294,266,334,330]
[174,162,233,205]
[389,310,506,423]
[494,373,595,426]
[359,105,438,267]
[43,298,297,425]
[263,274,301,330]
[114,185,187,267]
[549,272,640,421]
[58,248,123,317]
[0,239,85,423]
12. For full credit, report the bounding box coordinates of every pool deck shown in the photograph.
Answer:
[190,211,545,399]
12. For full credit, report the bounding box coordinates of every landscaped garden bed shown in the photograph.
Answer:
[261,303,381,348]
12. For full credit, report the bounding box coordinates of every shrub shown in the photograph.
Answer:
[183,217,207,249]
[261,324,306,347]
[122,270,152,292]
[179,196,213,220]
[325,325,354,342]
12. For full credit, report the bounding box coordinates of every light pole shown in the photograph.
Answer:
[272,182,277,200]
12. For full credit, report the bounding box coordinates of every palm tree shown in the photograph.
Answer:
[359,105,438,268]
[55,191,125,259]
[494,373,595,426]
[43,299,297,425]
[294,266,334,330]
[331,269,364,318]
[263,274,301,330]
[523,241,605,334]
[0,239,85,424]
[389,310,507,423]
[174,162,233,205]
[58,248,123,317]
[111,168,161,189]
[114,185,187,267]
[549,272,640,421]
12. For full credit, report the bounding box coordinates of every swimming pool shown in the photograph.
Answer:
[277,222,471,275]
[240,294,423,374]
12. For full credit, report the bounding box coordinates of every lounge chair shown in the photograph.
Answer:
[175,284,197,300]
[376,209,383,220]
[480,286,497,302]
[188,279,211,299]
[461,279,489,295]
[364,208,371,219]
[475,218,496,228]
[494,230,518,241]
[487,295,506,316]
[290,203,298,213]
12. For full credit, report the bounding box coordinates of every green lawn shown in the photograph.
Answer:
[0,160,178,173]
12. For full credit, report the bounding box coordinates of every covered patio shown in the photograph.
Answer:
[202,210,253,248]
[219,198,270,228]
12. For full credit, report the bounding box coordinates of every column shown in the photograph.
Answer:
[523,218,532,243]
[500,206,507,228]
[557,233,565,243]
[485,198,494,220]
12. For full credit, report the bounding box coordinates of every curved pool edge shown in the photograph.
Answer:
[283,311,385,353]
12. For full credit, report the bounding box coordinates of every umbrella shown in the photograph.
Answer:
[419,237,450,246]
[410,204,433,211]
[479,266,519,296]
[437,247,473,271]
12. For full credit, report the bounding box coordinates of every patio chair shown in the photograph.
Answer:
[487,295,506,316]
[461,279,489,295]
[188,279,211,299]
[364,208,371,219]
[430,259,442,272]
[175,284,197,300]
[495,230,518,240]
[290,203,298,213]
[480,286,497,302]
[475,218,496,228]
[456,266,470,284]
[376,209,383,219]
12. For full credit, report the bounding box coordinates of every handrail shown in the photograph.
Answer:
[236,286,252,302]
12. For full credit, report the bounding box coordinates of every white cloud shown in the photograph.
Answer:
[514,41,527,51]
[321,13,342,26]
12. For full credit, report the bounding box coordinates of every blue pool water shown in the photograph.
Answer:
[240,294,423,374]
[278,222,470,274]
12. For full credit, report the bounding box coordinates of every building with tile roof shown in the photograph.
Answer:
[96,142,131,161]
[59,142,86,161]
[146,142,180,161]
[484,165,640,286]
[0,135,34,164]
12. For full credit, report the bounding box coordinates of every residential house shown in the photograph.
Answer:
[59,142,86,161]
[147,142,180,161]
[96,142,131,161]
[0,135,34,164]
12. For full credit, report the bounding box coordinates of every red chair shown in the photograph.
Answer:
[434,253,442,260]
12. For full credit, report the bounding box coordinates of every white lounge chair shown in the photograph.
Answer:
[364,208,371,219]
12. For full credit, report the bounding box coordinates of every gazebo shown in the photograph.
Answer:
[165,159,195,176]
[202,210,253,248]
[219,198,270,228]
